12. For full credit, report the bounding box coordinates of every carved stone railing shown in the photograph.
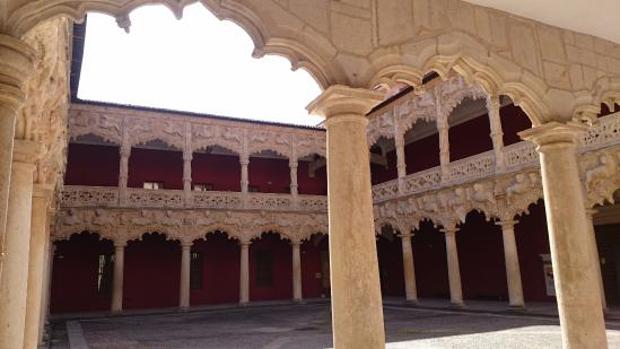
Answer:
[61,186,327,212]
[446,150,495,184]
[372,180,400,202]
[400,167,442,195]
[582,114,620,151]
[503,141,539,171]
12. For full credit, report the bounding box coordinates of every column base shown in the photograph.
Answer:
[404,299,419,306]
[293,299,305,304]
[449,302,466,309]
[239,301,249,307]
[178,306,190,313]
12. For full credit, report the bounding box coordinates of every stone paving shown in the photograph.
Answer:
[49,303,620,349]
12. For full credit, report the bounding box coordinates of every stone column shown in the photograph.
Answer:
[292,240,302,302]
[0,140,41,349]
[520,122,607,349]
[443,227,463,306]
[436,105,450,182]
[24,184,53,349]
[400,232,418,303]
[307,86,385,349]
[486,94,505,171]
[240,154,249,194]
[179,241,192,310]
[0,35,36,279]
[289,159,298,196]
[183,151,193,206]
[118,143,130,206]
[111,240,126,313]
[239,240,250,304]
[39,243,54,344]
[497,220,524,307]
[395,132,407,193]
[585,208,607,311]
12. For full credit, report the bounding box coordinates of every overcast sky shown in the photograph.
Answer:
[78,3,324,126]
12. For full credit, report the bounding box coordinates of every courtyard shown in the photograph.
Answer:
[49,303,620,348]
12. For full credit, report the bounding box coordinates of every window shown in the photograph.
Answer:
[193,183,213,192]
[190,251,203,290]
[255,249,273,287]
[143,181,164,190]
[96,254,113,295]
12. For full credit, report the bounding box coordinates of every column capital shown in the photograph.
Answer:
[113,239,127,248]
[32,183,54,200]
[399,232,414,239]
[13,139,44,164]
[180,240,193,248]
[289,159,298,168]
[441,227,458,236]
[496,220,518,229]
[306,85,383,120]
[0,34,36,113]
[519,121,587,148]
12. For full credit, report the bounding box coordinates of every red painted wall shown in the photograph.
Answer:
[65,144,119,186]
[500,103,532,145]
[248,158,291,194]
[449,115,493,161]
[297,161,327,195]
[412,220,450,298]
[50,232,114,313]
[301,235,329,298]
[249,233,293,301]
[192,153,241,192]
[515,201,555,302]
[596,223,620,305]
[370,148,398,185]
[191,232,240,305]
[456,211,508,301]
[377,235,405,297]
[128,148,183,190]
[123,233,181,309]
[404,133,440,174]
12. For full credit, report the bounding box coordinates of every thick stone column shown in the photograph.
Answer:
[39,243,54,344]
[111,240,126,313]
[307,86,385,349]
[240,155,249,194]
[497,220,524,307]
[585,209,607,311]
[400,232,418,303]
[486,94,505,171]
[24,184,53,349]
[239,240,250,304]
[292,240,302,302]
[0,34,36,279]
[521,122,607,349]
[289,159,298,196]
[443,227,463,306]
[179,241,192,310]
[0,140,40,349]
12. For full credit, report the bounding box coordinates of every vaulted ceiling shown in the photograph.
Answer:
[464,0,620,44]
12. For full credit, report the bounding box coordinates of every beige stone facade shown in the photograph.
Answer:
[1,1,620,348]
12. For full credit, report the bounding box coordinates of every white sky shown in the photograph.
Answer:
[78,3,324,126]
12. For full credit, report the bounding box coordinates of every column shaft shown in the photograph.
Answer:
[486,94,505,171]
[586,210,607,311]
[0,140,38,349]
[289,160,298,195]
[499,221,524,307]
[179,243,191,309]
[111,243,125,313]
[521,122,607,348]
[400,234,418,302]
[444,229,463,305]
[239,242,250,304]
[307,86,385,349]
[437,111,450,181]
[292,242,302,302]
[183,154,192,206]
[39,243,54,344]
[240,157,249,194]
[24,185,52,349]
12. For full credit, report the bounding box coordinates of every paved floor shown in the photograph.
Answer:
[48,303,620,349]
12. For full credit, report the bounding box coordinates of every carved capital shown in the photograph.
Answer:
[307,85,383,119]
[0,34,36,113]
[13,139,44,164]
[519,121,587,149]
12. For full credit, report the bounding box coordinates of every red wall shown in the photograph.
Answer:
[65,144,119,186]
[50,232,114,313]
[515,201,555,302]
[449,115,493,161]
[191,232,240,305]
[123,233,181,309]
[301,235,329,298]
[192,153,241,191]
[500,103,532,145]
[412,220,450,298]
[377,235,405,297]
[248,157,291,194]
[249,233,293,301]
[404,133,440,174]
[297,161,327,195]
[370,148,398,185]
[128,148,183,190]
[456,211,508,301]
